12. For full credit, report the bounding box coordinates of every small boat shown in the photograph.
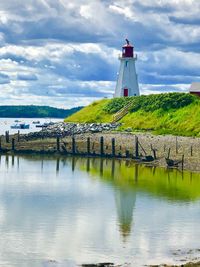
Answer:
[32,120,40,124]
[35,122,54,128]
[11,123,30,129]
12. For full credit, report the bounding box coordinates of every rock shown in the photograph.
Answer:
[23,122,120,140]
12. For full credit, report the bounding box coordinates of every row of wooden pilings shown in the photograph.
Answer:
[0,131,144,159]
[56,135,142,158]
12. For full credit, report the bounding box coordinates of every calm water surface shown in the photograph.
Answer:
[0,155,200,267]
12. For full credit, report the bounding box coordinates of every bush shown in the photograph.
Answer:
[129,93,195,112]
[103,97,131,114]
[103,93,196,115]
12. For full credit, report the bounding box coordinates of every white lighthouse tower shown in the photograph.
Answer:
[114,39,139,97]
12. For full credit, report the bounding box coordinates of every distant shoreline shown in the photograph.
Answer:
[0,105,82,119]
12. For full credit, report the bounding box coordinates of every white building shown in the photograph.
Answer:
[189,82,200,97]
[114,39,139,97]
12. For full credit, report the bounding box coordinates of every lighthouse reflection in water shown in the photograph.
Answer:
[0,155,200,266]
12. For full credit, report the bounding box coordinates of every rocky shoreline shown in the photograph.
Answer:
[23,122,120,140]
[1,122,200,173]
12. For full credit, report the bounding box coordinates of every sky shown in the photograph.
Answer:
[0,0,199,108]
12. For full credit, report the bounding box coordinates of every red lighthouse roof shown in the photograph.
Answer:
[122,39,134,58]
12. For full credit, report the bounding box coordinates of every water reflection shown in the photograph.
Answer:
[0,154,200,266]
[115,188,136,241]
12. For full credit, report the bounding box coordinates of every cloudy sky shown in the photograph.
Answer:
[0,0,199,108]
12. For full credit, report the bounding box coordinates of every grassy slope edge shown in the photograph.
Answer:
[65,93,200,137]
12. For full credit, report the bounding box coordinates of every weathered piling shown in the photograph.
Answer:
[5,131,9,143]
[176,136,178,154]
[111,138,115,157]
[135,136,139,157]
[151,144,157,159]
[167,148,171,159]
[100,136,104,156]
[56,137,60,151]
[12,138,15,151]
[87,137,90,155]
[72,136,76,154]
[182,154,184,170]
[17,130,20,142]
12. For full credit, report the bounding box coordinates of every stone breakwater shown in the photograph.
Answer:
[23,122,120,140]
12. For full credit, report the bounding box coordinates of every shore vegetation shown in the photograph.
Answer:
[65,93,200,136]
[0,105,82,118]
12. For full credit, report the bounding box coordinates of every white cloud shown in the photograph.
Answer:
[0,0,199,108]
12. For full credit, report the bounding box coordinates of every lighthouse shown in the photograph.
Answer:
[114,39,139,97]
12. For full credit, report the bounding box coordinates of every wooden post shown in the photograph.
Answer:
[87,137,90,155]
[111,138,115,157]
[17,130,20,142]
[135,136,139,157]
[12,138,15,151]
[5,131,9,143]
[56,137,60,151]
[72,136,76,154]
[151,144,157,159]
[151,148,157,159]
[167,148,171,159]
[164,144,166,152]
[61,142,67,153]
[100,136,104,156]
[176,136,178,154]
[182,154,184,170]
[190,145,193,156]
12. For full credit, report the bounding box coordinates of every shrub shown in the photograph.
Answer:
[103,97,131,114]
[129,93,195,113]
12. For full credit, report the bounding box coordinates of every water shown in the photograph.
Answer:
[0,118,63,135]
[0,155,200,267]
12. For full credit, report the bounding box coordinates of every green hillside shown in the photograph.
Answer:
[0,105,82,118]
[65,93,200,136]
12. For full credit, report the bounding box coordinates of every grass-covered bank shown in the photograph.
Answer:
[65,93,200,137]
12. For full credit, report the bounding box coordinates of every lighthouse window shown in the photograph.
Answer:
[125,61,128,67]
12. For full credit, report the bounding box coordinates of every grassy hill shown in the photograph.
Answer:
[0,105,82,118]
[65,93,200,136]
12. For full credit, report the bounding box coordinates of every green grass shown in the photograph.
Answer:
[65,93,200,136]
[65,99,112,123]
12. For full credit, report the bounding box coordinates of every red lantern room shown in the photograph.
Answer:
[122,39,134,58]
